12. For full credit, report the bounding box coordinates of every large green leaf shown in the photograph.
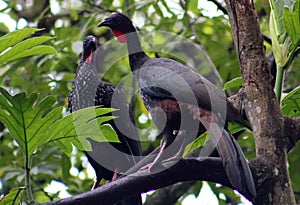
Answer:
[282,86,300,117]
[0,187,24,205]
[0,28,42,54]
[45,106,119,155]
[0,88,62,156]
[0,37,56,63]
[0,87,119,157]
[0,28,56,65]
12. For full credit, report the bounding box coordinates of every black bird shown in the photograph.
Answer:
[68,35,142,204]
[98,13,256,201]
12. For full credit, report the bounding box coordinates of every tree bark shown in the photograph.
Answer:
[224,0,296,204]
[43,158,235,205]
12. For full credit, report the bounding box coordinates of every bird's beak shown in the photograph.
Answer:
[98,19,110,28]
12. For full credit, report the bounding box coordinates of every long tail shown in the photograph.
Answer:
[215,128,256,201]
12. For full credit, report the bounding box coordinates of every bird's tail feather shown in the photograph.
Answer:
[215,128,256,201]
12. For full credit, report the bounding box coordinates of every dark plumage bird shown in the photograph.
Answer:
[98,13,256,201]
[68,35,142,205]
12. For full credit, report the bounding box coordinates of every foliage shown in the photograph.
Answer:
[269,0,300,101]
[0,0,299,204]
[0,28,56,66]
[0,86,117,204]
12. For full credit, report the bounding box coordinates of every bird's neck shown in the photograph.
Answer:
[125,31,149,71]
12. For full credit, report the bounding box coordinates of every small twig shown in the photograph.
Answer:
[208,0,228,14]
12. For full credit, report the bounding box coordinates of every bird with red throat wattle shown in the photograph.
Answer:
[98,13,256,201]
[68,35,142,205]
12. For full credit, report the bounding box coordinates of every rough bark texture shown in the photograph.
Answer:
[224,0,297,204]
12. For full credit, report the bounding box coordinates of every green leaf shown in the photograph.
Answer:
[269,0,299,68]
[187,0,200,15]
[0,28,42,54]
[0,88,62,156]
[282,86,300,117]
[0,37,56,64]
[45,107,119,155]
[0,187,24,205]
[283,0,300,46]
[69,9,79,21]
[183,132,209,157]
[223,77,242,91]
[227,122,247,134]
[0,28,56,65]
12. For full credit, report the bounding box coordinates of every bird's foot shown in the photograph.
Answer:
[139,162,154,173]
[139,161,165,173]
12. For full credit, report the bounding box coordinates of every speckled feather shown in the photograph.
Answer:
[68,36,142,185]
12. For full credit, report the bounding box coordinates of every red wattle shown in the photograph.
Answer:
[112,30,127,43]
[86,51,93,63]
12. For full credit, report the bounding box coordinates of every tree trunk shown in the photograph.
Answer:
[224,0,296,204]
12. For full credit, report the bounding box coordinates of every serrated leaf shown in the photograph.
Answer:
[0,28,42,54]
[223,77,242,91]
[0,187,24,205]
[45,106,119,155]
[0,28,56,65]
[282,86,300,117]
[0,87,62,156]
[183,132,209,157]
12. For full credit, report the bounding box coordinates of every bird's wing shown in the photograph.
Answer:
[139,58,228,117]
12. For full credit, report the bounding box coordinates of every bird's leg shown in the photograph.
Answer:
[139,140,167,172]
[111,168,118,181]
[157,130,189,168]
[91,180,100,190]
[104,168,119,185]
[161,135,186,164]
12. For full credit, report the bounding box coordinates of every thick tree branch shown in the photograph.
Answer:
[285,117,300,151]
[43,158,235,205]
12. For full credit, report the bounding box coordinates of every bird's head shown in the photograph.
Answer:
[82,35,98,63]
[98,13,136,43]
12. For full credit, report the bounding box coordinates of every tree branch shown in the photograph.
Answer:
[43,157,235,205]
[285,117,300,151]
[207,0,228,14]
